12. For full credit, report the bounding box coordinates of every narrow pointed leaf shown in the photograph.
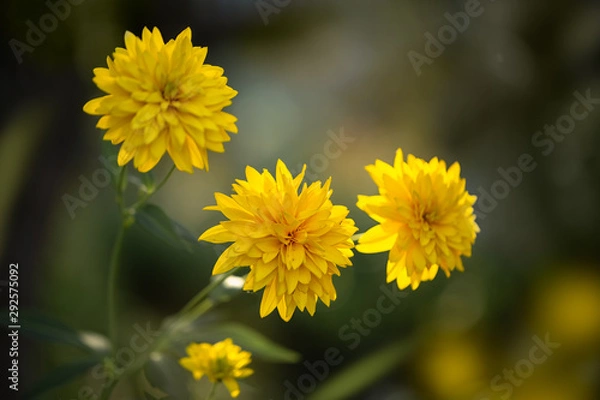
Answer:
[176,322,300,363]
[310,340,413,400]
[25,357,102,398]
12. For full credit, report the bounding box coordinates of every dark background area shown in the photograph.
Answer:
[1,0,600,399]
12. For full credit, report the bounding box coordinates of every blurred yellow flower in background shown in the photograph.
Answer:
[199,160,357,321]
[512,376,593,400]
[356,148,479,290]
[532,266,600,348]
[83,27,238,173]
[417,334,485,399]
[179,338,253,398]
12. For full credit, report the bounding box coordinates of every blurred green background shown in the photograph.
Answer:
[1,0,600,399]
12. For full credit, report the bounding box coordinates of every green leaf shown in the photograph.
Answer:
[177,322,300,363]
[100,139,121,191]
[135,204,197,251]
[101,138,119,166]
[171,219,199,244]
[24,357,102,398]
[1,311,110,354]
[0,104,50,244]
[310,340,413,400]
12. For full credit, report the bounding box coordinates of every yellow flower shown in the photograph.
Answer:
[179,338,253,398]
[356,149,479,290]
[83,27,238,173]
[199,160,357,321]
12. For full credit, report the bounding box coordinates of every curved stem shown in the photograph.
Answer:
[104,299,215,397]
[177,269,237,318]
[99,379,118,400]
[102,271,237,396]
[205,382,217,400]
[176,299,215,330]
[153,164,177,194]
[129,164,176,210]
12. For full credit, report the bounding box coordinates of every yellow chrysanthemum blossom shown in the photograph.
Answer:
[179,338,253,398]
[83,27,238,173]
[356,149,479,290]
[199,160,357,321]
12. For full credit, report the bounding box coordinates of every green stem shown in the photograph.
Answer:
[108,166,129,350]
[115,166,127,209]
[129,164,176,210]
[153,164,177,193]
[107,223,126,351]
[99,379,118,400]
[100,164,179,399]
[100,166,128,400]
[205,382,217,400]
[100,298,216,399]
[102,271,237,396]
[176,299,214,330]
[105,298,215,394]
[129,271,237,371]
[177,269,237,318]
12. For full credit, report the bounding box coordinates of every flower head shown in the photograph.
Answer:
[179,338,253,398]
[199,160,357,321]
[83,27,238,173]
[356,149,479,290]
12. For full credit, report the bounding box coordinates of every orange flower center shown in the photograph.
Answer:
[409,201,439,234]
[282,228,308,246]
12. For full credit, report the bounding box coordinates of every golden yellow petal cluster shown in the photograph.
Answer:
[83,27,238,173]
[179,338,253,398]
[199,160,357,321]
[357,149,479,290]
